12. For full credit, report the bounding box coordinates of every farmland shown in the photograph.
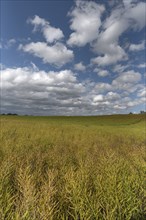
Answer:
[0,114,145,220]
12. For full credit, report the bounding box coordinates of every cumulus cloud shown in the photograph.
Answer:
[112,70,142,92]
[1,65,145,115]
[91,1,146,66]
[28,15,64,43]
[19,42,74,67]
[105,92,121,101]
[20,15,74,67]
[90,70,143,109]
[137,87,146,97]
[93,83,112,93]
[112,64,129,73]
[1,66,86,115]
[137,63,146,68]
[113,70,141,84]
[125,2,146,30]
[98,70,109,77]
[91,48,127,66]
[74,62,86,71]
[93,68,109,77]
[93,94,104,102]
[91,18,128,65]
[129,40,145,51]
[67,1,105,47]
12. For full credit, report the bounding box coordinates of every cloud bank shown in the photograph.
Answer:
[1,66,145,115]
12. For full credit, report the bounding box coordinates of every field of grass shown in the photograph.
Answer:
[0,114,145,220]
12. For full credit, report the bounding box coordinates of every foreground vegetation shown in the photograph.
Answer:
[0,114,145,220]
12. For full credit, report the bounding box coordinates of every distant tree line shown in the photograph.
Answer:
[129,111,146,114]
[1,113,18,115]
[0,111,146,116]
[140,111,146,114]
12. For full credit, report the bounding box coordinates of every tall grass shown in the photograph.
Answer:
[0,115,145,219]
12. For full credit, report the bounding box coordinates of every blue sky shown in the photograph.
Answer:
[1,0,146,115]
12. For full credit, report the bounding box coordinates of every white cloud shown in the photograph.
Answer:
[137,63,146,68]
[113,64,129,73]
[19,42,74,67]
[28,15,46,27]
[93,94,104,102]
[105,92,120,101]
[93,68,109,77]
[20,15,74,67]
[1,65,145,115]
[129,41,145,51]
[74,62,86,71]
[28,15,64,43]
[67,1,105,47]
[1,68,78,87]
[91,48,127,66]
[91,1,146,66]
[94,83,112,93]
[43,26,63,44]
[123,0,134,8]
[91,18,128,65]
[112,70,142,92]
[1,66,86,114]
[113,70,141,83]
[126,2,146,30]
[113,105,127,110]
[137,87,146,97]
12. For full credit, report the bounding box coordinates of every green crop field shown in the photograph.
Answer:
[0,114,145,220]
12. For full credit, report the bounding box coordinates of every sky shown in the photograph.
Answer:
[0,0,146,115]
